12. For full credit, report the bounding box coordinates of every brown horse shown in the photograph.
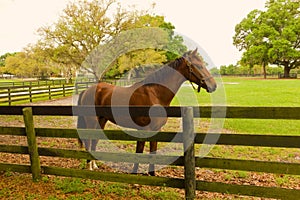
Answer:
[77,49,217,175]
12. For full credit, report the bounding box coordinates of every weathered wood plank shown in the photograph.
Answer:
[1,106,300,119]
[0,127,26,136]
[38,148,94,160]
[196,157,300,175]
[195,133,300,148]
[35,128,78,138]
[2,144,299,176]
[183,107,196,199]
[42,166,185,189]
[37,147,182,165]
[23,107,41,181]
[37,127,300,148]
[0,163,31,173]
[196,180,300,200]
[195,106,300,119]
[77,129,182,142]
[0,145,28,154]
[36,128,182,142]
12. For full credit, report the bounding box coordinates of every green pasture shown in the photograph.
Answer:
[173,77,300,135]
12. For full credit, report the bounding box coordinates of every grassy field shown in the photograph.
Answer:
[1,77,300,199]
[172,77,300,135]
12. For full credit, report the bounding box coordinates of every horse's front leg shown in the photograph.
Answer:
[132,141,145,174]
[89,139,99,170]
[149,141,157,176]
[86,117,106,170]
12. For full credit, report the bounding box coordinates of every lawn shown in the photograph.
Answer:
[172,77,300,135]
[1,77,299,199]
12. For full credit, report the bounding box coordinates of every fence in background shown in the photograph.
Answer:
[0,85,74,105]
[0,79,70,87]
[278,73,298,79]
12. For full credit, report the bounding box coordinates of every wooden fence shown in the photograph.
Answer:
[0,106,300,199]
[0,79,70,87]
[0,79,140,105]
[0,84,74,105]
[278,73,298,79]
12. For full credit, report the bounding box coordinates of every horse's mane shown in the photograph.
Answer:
[141,57,185,84]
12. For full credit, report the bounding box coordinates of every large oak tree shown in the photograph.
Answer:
[233,0,300,78]
[36,0,186,80]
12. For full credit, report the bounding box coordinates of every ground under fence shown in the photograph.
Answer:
[0,106,300,199]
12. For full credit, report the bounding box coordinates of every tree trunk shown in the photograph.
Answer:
[262,63,267,79]
[127,70,133,81]
[134,67,141,78]
[283,66,291,78]
[93,72,100,82]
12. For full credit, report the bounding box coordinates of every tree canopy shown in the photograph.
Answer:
[233,0,300,78]
[34,0,187,80]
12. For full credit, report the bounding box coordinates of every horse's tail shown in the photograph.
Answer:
[77,90,86,128]
[77,90,86,148]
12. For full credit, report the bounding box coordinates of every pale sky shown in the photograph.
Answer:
[0,0,266,67]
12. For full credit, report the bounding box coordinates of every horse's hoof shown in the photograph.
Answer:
[92,161,99,169]
[149,171,155,176]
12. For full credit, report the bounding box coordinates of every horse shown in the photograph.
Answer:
[77,49,217,175]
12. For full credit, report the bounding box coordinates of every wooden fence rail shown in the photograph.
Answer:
[0,79,69,87]
[0,106,300,199]
[0,85,74,105]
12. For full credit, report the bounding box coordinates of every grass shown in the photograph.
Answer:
[0,174,182,200]
[172,77,300,135]
[1,77,300,199]
[173,77,300,106]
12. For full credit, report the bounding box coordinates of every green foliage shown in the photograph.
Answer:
[209,67,220,75]
[98,182,132,197]
[233,0,300,78]
[0,52,16,69]
[54,178,88,194]
[34,0,187,80]
[4,52,49,78]
[219,64,284,76]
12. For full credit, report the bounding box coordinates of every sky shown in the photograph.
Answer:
[0,0,266,67]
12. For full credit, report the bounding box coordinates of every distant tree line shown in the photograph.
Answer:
[210,64,300,76]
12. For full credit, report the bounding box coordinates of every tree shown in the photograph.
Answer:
[102,15,187,79]
[117,49,167,79]
[4,47,54,78]
[36,0,186,80]
[4,52,36,78]
[0,52,16,67]
[233,0,300,78]
[0,52,17,74]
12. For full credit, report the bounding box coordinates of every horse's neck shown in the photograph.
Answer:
[147,68,186,105]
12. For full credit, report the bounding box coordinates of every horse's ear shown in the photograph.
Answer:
[192,48,198,55]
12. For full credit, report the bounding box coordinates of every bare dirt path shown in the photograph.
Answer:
[24,95,78,106]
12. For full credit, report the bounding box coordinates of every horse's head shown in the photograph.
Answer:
[183,49,217,93]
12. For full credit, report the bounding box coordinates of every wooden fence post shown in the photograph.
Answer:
[48,85,51,100]
[182,107,196,199]
[29,86,32,103]
[8,88,11,106]
[63,84,65,97]
[22,107,41,181]
[75,83,79,94]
